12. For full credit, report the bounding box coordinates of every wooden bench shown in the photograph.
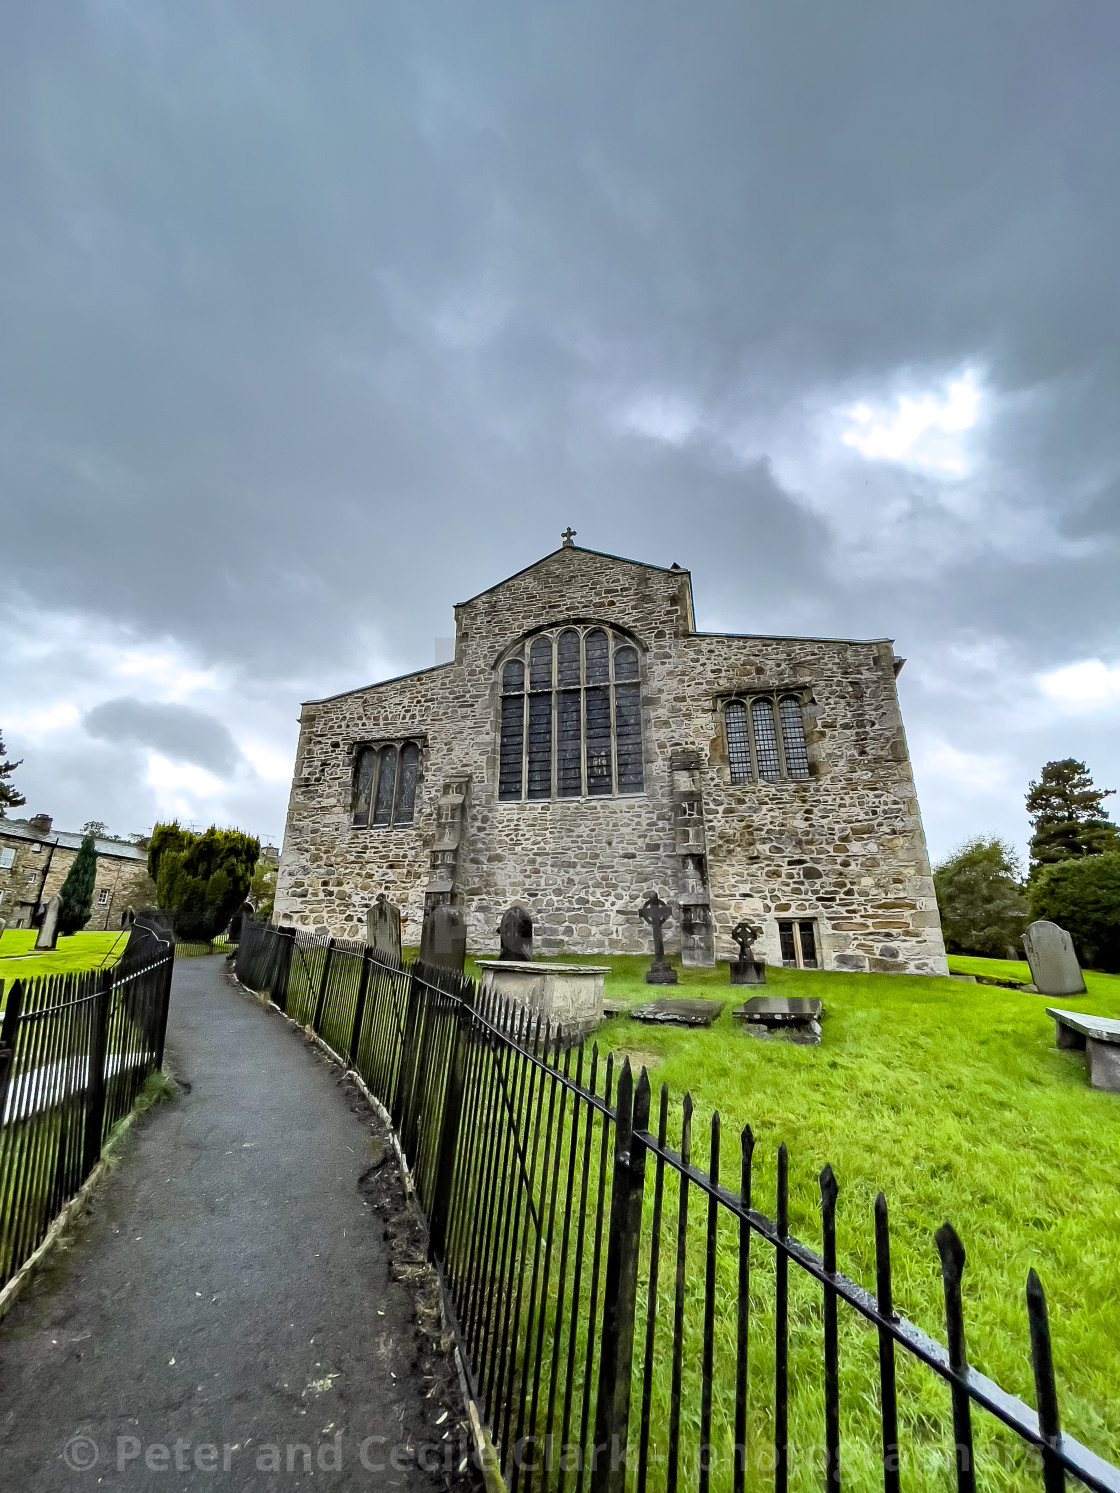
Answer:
[1047,1009,1120,1093]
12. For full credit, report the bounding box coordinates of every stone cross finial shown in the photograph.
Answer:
[560,526,577,547]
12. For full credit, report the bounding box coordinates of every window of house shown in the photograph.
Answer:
[97,888,110,905]
[0,848,14,869]
[778,920,819,969]
[725,694,811,783]
[352,741,421,828]
[499,626,645,802]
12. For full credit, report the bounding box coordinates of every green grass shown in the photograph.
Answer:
[0,929,128,993]
[462,950,1120,1485]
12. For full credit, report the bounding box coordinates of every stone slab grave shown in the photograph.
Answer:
[1023,920,1085,996]
[1047,1008,1120,1093]
[476,960,608,1042]
[630,997,724,1027]
[733,995,823,1045]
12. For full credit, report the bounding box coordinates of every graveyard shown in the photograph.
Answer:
[0,927,125,988]
[438,941,1119,1460]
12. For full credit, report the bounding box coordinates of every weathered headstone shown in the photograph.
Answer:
[730,919,767,986]
[1022,920,1085,996]
[367,893,402,960]
[498,904,533,962]
[639,892,677,985]
[420,902,466,973]
[34,895,61,952]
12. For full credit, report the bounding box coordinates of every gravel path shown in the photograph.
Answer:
[0,955,471,1491]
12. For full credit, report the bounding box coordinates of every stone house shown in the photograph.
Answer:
[275,539,948,975]
[0,815,150,932]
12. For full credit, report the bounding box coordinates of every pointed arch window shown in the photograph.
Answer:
[724,694,811,784]
[352,740,422,827]
[498,626,645,801]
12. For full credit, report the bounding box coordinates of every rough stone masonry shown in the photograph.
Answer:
[274,541,948,975]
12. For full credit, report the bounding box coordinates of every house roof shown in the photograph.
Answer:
[0,820,146,861]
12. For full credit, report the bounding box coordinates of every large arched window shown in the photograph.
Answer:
[725,695,810,783]
[352,741,421,827]
[498,626,644,801]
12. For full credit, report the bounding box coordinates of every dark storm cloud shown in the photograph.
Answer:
[3,0,1120,850]
[83,698,242,777]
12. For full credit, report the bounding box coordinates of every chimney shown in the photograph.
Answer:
[28,813,53,835]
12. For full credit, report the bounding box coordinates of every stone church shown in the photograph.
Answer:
[275,537,948,975]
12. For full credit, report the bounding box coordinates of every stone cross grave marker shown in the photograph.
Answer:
[498,905,533,962]
[367,893,402,960]
[730,919,767,985]
[34,894,61,952]
[1022,920,1086,996]
[639,892,678,985]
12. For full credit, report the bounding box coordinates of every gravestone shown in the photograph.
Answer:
[420,902,466,973]
[1022,920,1085,996]
[34,895,61,952]
[631,997,723,1027]
[639,892,678,985]
[498,904,533,962]
[733,995,823,1045]
[729,919,767,985]
[367,893,402,960]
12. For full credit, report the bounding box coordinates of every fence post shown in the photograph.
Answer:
[153,951,174,1072]
[270,927,296,1013]
[82,969,113,1176]
[391,967,425,1144]
[312,938,336,1033]
[591,1060,650,1493]
[348,947,373,1068]
[427,987,473,1262]
[0,980,24,1124]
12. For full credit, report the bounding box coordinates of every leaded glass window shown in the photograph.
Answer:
[725,694,811,784]
[498,626,645,801]
[352,740,422,827]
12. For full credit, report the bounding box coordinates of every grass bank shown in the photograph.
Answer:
[458,949,1119,1477]
[0,929,128,993]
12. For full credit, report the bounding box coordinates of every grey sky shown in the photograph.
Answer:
[3,1,1119,861]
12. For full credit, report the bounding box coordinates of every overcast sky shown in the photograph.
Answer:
[3,0,1119,864]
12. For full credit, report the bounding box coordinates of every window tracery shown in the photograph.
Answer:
[724,694,811,783]
[352,741,421,827]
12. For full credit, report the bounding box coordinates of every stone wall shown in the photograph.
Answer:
[275,545,947,976]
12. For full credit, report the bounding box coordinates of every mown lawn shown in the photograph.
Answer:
[457,948,1120,1482]
[0,929,127,994]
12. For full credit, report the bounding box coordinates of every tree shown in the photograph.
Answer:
[82,821,108,839]
[1026,758,1119,870]
[1030,854,1120,973]
[57,832,98,935]
[0,730,26,817]
[148,822,260,942]
[933,836,1029,958]
[248,855,277,921]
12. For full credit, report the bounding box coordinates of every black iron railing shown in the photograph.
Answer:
[0,923,174,1288]
[236,920,1120,1493]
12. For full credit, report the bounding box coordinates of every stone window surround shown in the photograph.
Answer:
[348,736,428,830]
[777,917,820,968]
[495,621,647,804]
[717,688,814,785]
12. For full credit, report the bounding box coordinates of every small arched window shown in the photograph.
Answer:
[352,741,422,827]
[724,694,811,784]
[498,625,645,801]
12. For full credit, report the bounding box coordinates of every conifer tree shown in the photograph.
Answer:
[1026,759,1119,871]
[0,730,26,817]
[148,822,260,941]
[57,832,98,935]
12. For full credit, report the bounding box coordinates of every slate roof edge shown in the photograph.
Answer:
[0,822,147,859]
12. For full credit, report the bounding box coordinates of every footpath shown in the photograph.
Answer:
[0,956,469,1491]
